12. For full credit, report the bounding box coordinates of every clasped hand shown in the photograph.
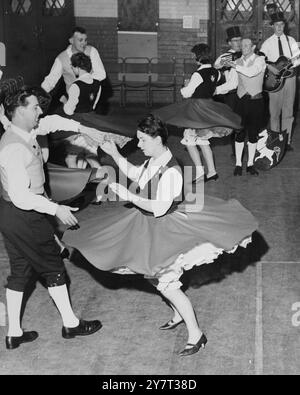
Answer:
[100,140,119,157]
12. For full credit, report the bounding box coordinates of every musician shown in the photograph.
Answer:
[224,38,266,177]
[215,26,242,109]
[260,12,300,151]
[215,27,242,157]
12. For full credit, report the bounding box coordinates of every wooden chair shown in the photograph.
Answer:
[103,57,125,106]
[148,57,177,106]
[122,57,151,106]
[182,59,197,86]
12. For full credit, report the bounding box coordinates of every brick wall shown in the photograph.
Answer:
[74,0,118,18]
[75,0,210,104]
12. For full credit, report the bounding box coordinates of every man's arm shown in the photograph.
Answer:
[235,56,266,77]
[41,57,64,93]
[90,47,106,82]
[1,144,58,215]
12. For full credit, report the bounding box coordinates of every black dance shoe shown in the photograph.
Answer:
[246,166,259,176]
[179,333,208,357]
[62,319,102,339]
[159,319,184,331]
[204,174,219,183]
[233,166,242,176]
[192,175,204,184]
[6,331,39,350]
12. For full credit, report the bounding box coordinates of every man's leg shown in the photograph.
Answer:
[269,90,284,132]
[281,77,296,146]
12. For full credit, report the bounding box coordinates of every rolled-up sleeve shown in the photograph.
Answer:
[236,56,266,77]
[37,115,80,135]
[63,84,80,115]
[41,57,63,93]
[91,47,106,82]
[181,72,203,98]
[0,144,58,215]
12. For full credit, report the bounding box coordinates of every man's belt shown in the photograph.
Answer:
[242,92,263,100]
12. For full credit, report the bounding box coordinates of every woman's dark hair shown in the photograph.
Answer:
[4,86,51,120]
[137,114,168,145]
[71,52,92,73]
[191,43,212,64]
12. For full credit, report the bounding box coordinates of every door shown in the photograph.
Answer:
[210,0,299,58]
[3,0,74,85]
[39,0,74,79]
[3,0,40,83]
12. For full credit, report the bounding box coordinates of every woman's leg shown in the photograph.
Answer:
[186,145,205,181]
[160,288,202,345]
[182,129,204,181]
[199,144,217,177]
[65,154,78,169]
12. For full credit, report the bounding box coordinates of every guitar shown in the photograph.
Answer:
[263,53,300,93]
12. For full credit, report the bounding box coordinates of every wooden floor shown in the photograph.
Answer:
[0,105,300,375]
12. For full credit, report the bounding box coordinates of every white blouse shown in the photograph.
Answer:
[118,149,183,217]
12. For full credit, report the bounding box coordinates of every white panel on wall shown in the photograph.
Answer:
[74,0,118,18]
[0,43,6,66]
[160,0,209,20]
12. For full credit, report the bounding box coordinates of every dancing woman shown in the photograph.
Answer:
[63,114,257,356]
[154,44,241,183]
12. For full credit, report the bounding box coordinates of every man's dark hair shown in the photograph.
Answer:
[72,26,87,36]
[4,86,51,120]
[71,52,92,73]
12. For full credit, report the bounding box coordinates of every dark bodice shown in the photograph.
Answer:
[73,79,101,113]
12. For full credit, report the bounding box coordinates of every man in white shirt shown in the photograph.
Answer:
[41,26,106,98]
[0,87,102,350]
[215,26,242,157]
[260,12,300,151]
[225,38,266,176]
[215,26,242,102]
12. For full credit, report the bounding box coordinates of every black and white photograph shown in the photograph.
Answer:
[0,0,299,377]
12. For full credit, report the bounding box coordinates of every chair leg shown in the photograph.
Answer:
[149,90,152,108]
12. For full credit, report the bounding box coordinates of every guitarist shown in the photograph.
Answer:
[260,12,300,151]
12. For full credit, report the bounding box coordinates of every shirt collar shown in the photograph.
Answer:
[76,73,93,82]
[197,64,212,71]
[66,45,90,58]
[272,33,285,40]
[149,148,173,168]
[10,124,34,143]
[242,53,256,63]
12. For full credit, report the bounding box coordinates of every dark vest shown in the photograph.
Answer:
[192,67,221,99]
[73,79,101,113]
[129,156,183,217]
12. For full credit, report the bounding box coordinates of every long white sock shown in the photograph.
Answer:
[247,142,257,167]
[235,142,244,167]
[48,285,79,328]
[6,289,23,337]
